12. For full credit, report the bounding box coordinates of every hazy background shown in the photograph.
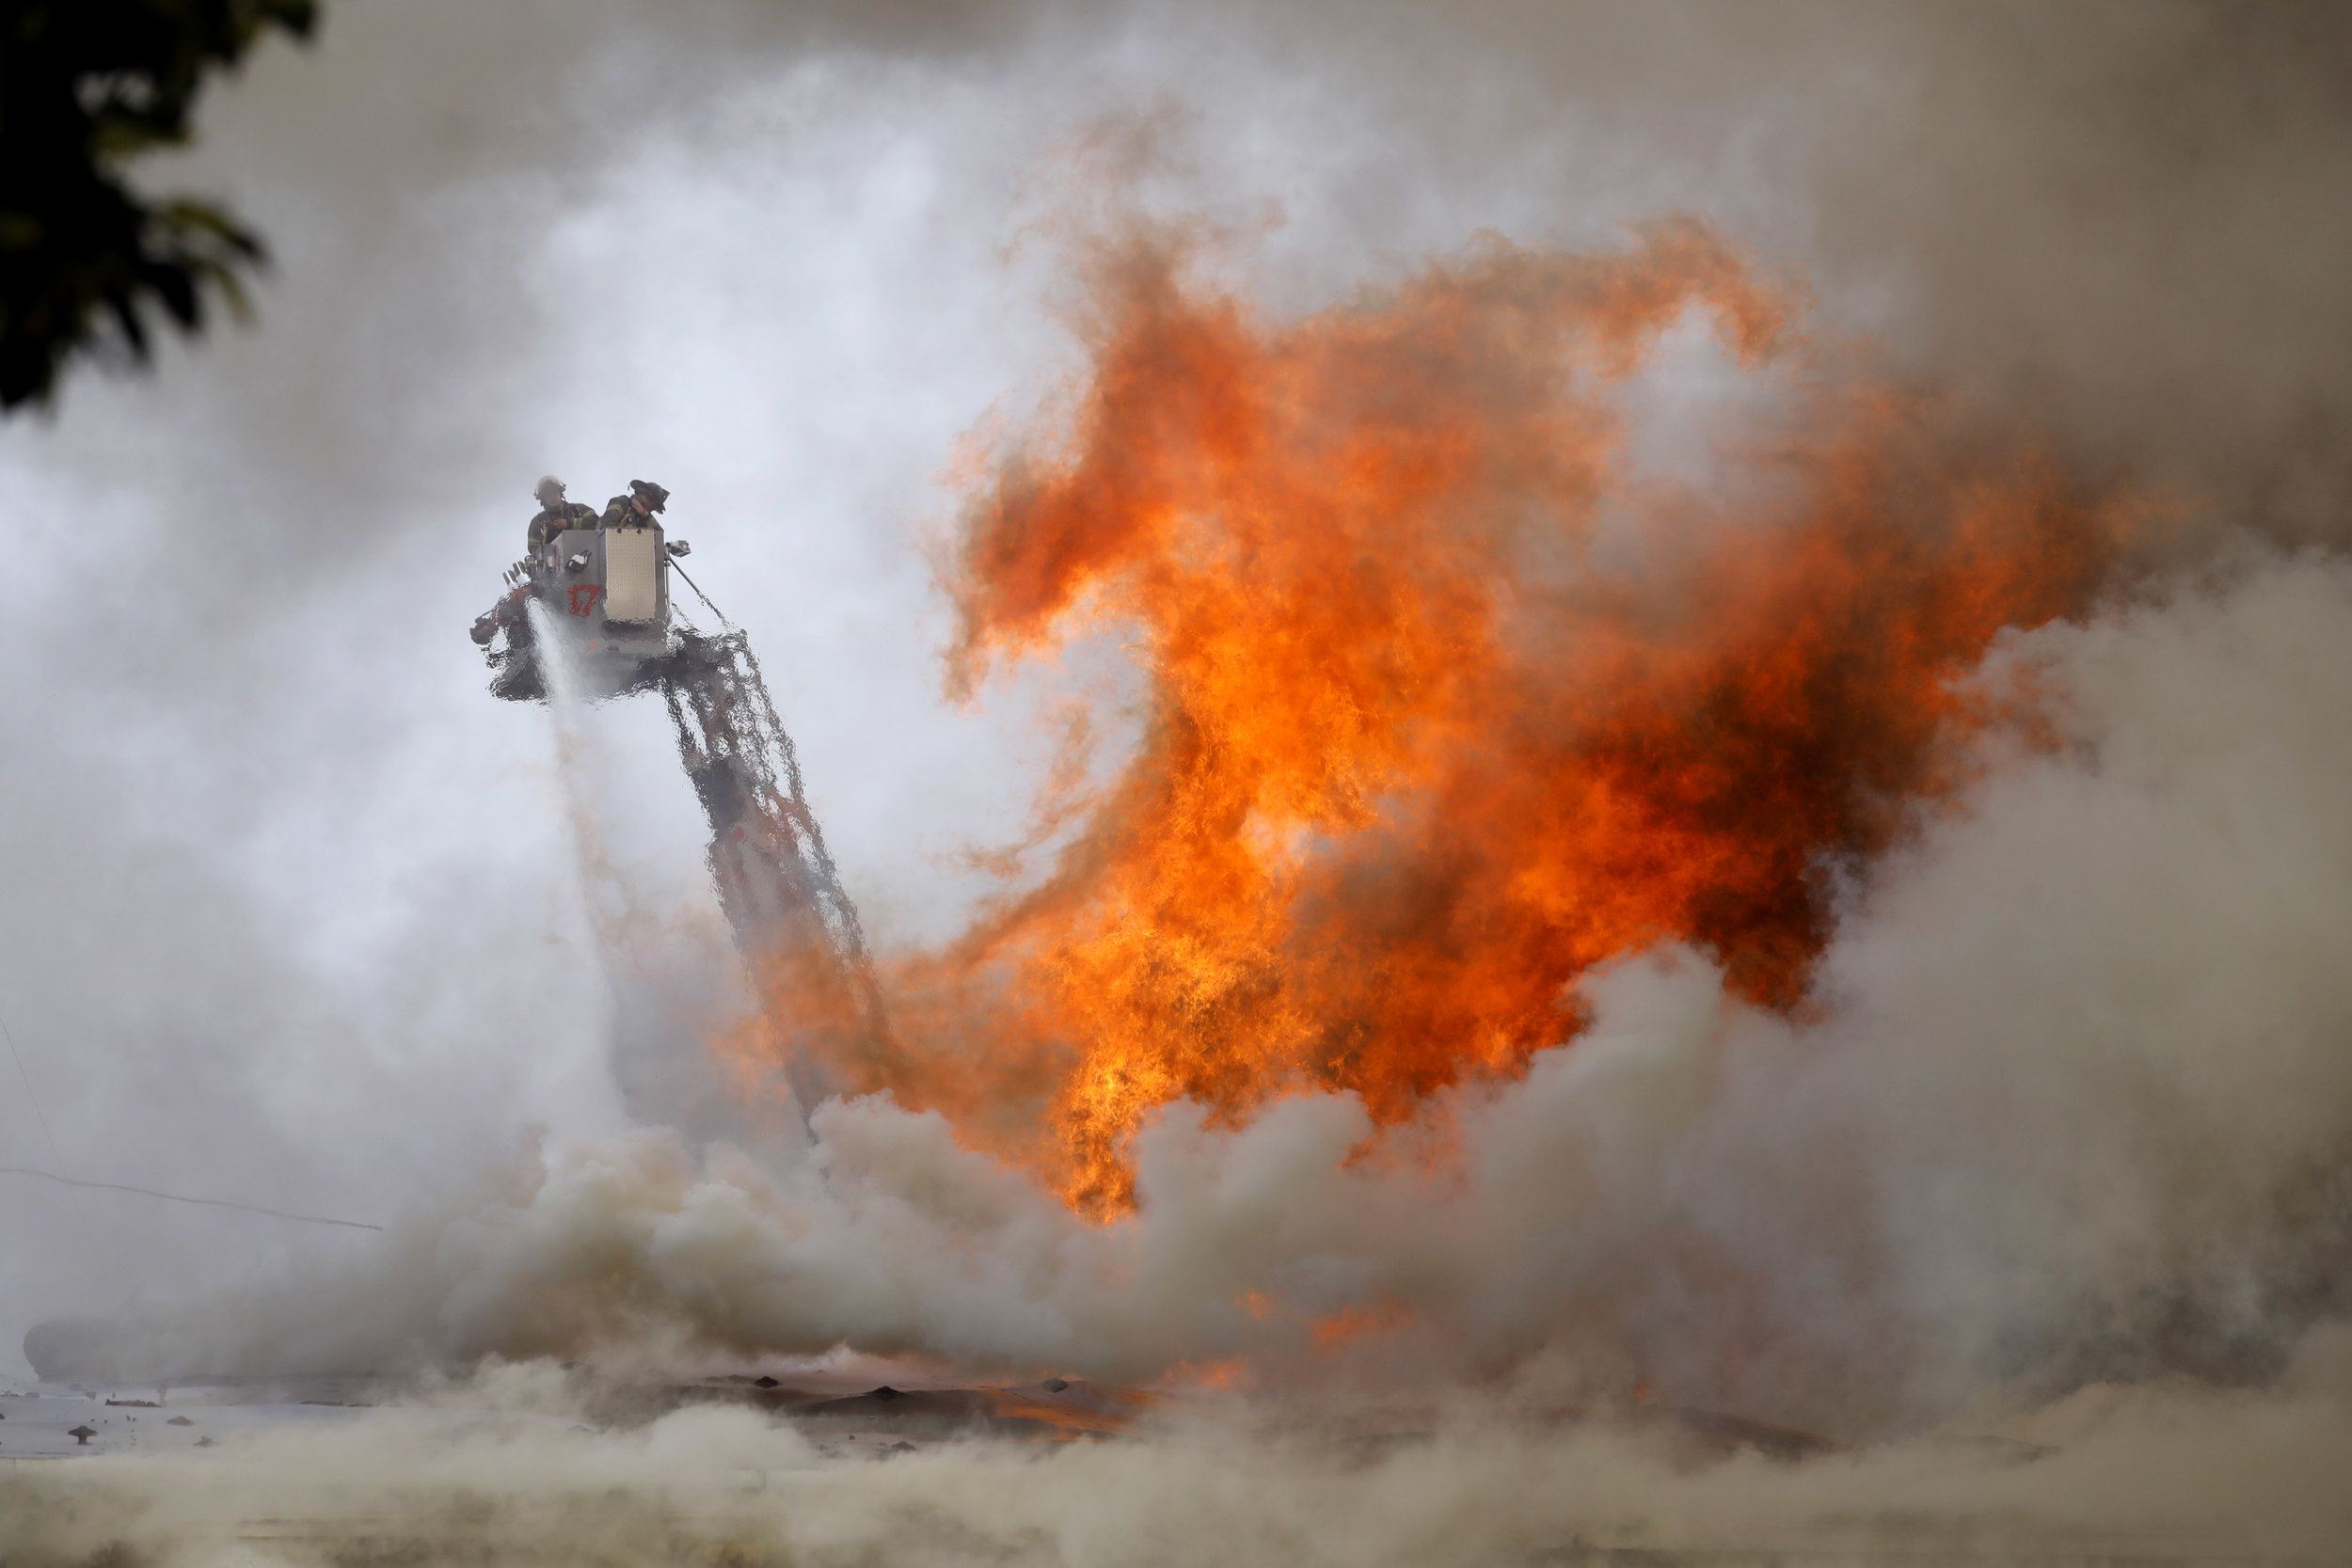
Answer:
[2,0,2348,1380]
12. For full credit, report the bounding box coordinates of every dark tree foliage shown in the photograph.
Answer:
[0,0,316,409]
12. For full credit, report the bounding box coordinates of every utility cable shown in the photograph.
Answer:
[1,1004,80,1216]
[0,1165,383,1230]
[2,1005,379,1231]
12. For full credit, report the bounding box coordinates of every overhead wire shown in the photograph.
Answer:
[4,1001,381,1232]
[0,526,728,1241]
[2,1002,82,1218]
[0,1165,383,1230]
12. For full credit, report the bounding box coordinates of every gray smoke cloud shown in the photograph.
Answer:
[1269,0,2352,545]
[0,0,2347,1515]
[81,547,2352,1444]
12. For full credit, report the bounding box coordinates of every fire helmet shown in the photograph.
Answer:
[535,474,566,504]
[628,480,670,513]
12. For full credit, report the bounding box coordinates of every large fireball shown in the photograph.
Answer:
[735,221,2123,1212]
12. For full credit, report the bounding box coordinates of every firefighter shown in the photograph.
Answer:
[602,478,669,529]
[527,475,596,553]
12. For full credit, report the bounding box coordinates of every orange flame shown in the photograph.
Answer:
[739,220,2122,1213]
[1310,1301,1415,1348]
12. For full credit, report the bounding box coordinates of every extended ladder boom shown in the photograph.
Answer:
[473,500,884,1111]
[655,629,887,1101]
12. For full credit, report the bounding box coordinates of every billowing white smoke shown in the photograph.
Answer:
[126,548,2352,1437]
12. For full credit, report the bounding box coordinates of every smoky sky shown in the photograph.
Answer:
[0,0,2347,1378]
